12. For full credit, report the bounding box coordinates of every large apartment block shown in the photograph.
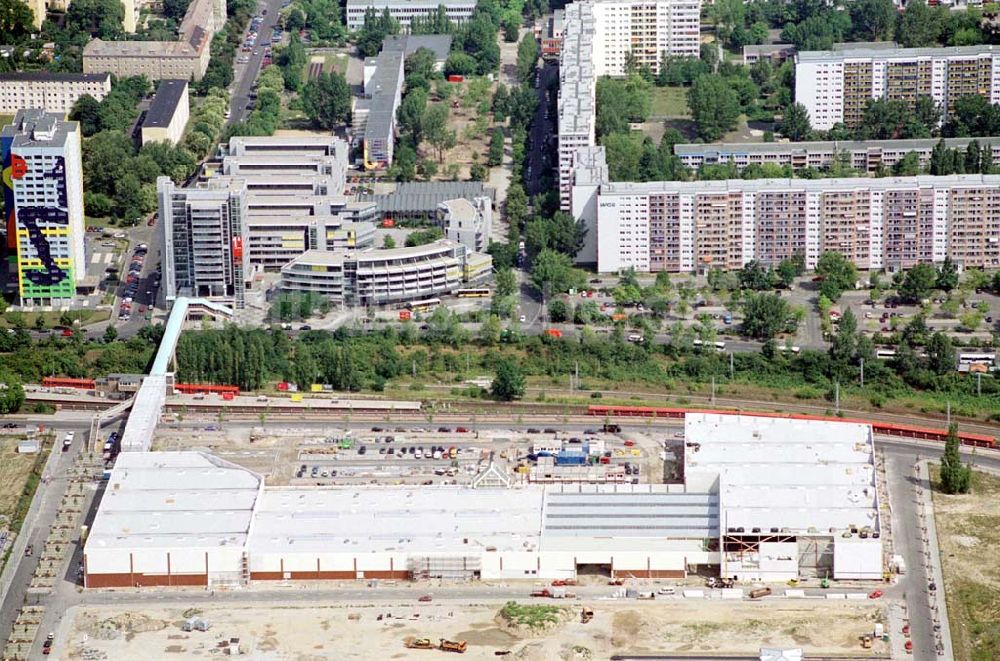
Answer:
[590,0,701,75]
[675,137,1000,173]
[573,167,1000,273]
[557,1,597,212]
[1,111,85,305]
[158,177,250,309]
[557,0,699,210]
[796,44,1000,130]
[0,72,111,115]
[344,0,476,31]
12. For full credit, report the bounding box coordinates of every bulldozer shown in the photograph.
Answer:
[404,638,434,650]
[440,639,468,653]
[581,608,594,624]
[860,635,873,649]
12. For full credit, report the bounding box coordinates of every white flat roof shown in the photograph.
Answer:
[249,486,544,555]
[684,413,880,535]
[86,452,261,551]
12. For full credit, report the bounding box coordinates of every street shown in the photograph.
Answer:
[525,60,558,198]
[0,426,93,651]
[228,0,288,125]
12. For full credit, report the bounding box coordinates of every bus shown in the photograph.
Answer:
[456,288,490,298]
[713,341,726,352]
[407,298,441,313]
[875,348,897,360]
[958,352,996,367]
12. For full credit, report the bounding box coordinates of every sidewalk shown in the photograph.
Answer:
[915,459,953,659]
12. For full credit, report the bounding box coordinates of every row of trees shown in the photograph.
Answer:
[197,0,257,93]
[70,75,151,137]
[227,66,284,137]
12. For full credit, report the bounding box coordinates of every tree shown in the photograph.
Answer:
[491,359,525,401]
[444,52,478,76]
[741,292,792,340]
[778,103,812,142]
[422,104,456,162]
[936,257,959,291]
[67,0,125,39]
[495,267,517,297]
[0,0,33,39]
[357,7,400,57]
[896,0,943,49]
[488,128,504,166]
[103,325,118,343]
[397,88,429,146]
[776,259,798,289]
[0,369,25,414]
[530,249,587,294]
[70,95,103,137]
[850,0,896,42]
[516,32,539,83]
[939,423,972,494]
[480,314,502,344]
[688,74,740,141]
[925,332,955,375]
[898,263,938,302]
[815,251,858,301]
[548,299,569,322]
[382,235,396,249]
[739,260,774,291]
[404,47,438,92]
[301,72,351,129]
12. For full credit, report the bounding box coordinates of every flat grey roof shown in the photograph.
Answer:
[1,109,77,148]
[364,181,494,213]
[144,79,187,128]
[363,49,404,148]
[382,34,453,61]
[675,137,1000,156]
[0,71,110,83]
[798,43,1000,62]
[599,174,1000,196]
[543,491,719,538]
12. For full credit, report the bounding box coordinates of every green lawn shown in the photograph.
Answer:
[650,87,690,118]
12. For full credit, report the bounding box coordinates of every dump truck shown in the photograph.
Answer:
[405,638,434,650]
[749,587,773,599]
[581,608,594,624]
[439,639,468,653]
[861,635,873,649]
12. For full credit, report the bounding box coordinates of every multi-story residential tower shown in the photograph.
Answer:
[557,0,700,211]
[1,110,85,305]
[572,154,1000,272]
[158,177,250,309]
[590,0,701,75]
[796,44,1000,130]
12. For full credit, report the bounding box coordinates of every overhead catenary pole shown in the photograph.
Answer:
[860,358,864,388]
[834,381,840,413]
[729,352,734,379]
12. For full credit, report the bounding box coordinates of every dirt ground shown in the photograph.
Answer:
[0,436,40,517]
[933,468,1000,661]
[58,599,887,660]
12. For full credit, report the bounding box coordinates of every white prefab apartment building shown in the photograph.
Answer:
[557,0,700,211]
[572,164,1000,272]
[0,72,112,115]
[590,0,701,76]
[796,44,1000,130]
[83,414,883,588]
[344,0,476,30]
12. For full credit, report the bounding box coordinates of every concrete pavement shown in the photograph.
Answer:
[0,428,91,651]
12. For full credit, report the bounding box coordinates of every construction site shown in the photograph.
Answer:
[55,597,891,659]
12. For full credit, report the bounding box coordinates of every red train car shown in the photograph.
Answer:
[175,383,240,396]
[587,405,997,449]
[42,377,96,390]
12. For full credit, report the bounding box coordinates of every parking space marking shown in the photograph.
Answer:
[104,252,114,264]
[90,253,101,264]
